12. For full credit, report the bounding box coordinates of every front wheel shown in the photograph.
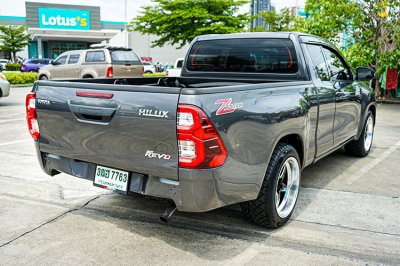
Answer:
[39,75,48,80]
[345,111,374,157]
[242,143,301,228]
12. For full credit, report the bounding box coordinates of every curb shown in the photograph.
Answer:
[376,99,400,104]
[11,84,34,87]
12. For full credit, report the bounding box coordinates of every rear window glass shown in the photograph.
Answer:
[110,50,140,63]
[85,51,105,62]
[187,38,298,74]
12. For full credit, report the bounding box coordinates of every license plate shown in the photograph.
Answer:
[94,165,129,192]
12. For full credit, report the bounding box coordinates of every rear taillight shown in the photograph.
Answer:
[177,105,227,169]
[26,92,40,141]
[142,66,144,76]
[106,66,113,78]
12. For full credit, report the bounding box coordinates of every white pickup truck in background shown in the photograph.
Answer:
[166,58,184,77]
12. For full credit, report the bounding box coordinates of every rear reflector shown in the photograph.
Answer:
[76,91,114,99]
[26,92,40,141]
[177,104,227,169]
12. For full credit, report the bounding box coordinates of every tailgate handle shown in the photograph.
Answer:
[70,104,116,123]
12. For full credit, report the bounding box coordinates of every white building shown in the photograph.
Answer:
[0,0,188,64]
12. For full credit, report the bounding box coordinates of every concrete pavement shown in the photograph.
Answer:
[0,86,399,265]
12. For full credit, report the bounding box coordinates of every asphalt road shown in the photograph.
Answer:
[0,86,399,265]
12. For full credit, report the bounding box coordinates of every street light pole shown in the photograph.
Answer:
[124,0,128,48]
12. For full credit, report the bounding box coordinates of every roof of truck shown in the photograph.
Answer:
[195,32,329,45]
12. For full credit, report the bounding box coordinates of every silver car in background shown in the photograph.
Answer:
[0,72,10,99]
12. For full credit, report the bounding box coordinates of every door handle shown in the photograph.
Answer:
[69,104,116,123]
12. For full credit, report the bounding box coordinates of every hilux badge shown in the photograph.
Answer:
[139,109,169,118]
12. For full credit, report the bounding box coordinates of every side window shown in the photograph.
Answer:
[176,60,183,68]
[68,54,80,64]
[54,55,67,65]
[306,45,330,81]
[322,48,351,81]
[85,51,105,63]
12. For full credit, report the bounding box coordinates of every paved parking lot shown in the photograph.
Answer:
[0,86,399,265]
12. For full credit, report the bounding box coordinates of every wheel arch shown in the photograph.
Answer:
[39,73,49,80]
[369,104,376,124]
[276,134,304,168]
[82,73,94,78]
[356,103,376,139]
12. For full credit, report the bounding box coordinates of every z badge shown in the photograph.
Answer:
[215,98,244,115]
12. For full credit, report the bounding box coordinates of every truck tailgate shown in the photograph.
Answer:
[35,82,180,180]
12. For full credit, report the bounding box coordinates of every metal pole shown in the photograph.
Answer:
[124,0,128,48]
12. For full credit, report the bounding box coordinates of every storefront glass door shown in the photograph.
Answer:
[49,42,88,59]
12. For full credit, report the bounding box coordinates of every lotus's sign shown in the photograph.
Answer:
[38,8,90,30]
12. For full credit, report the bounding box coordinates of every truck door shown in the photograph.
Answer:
[50,55,68,80]
[321,47,361,146]
[64,53,81,78]
[305,44,336,157]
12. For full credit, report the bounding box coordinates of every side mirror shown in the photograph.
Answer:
[356,67,375,81]
[49,60,54,65]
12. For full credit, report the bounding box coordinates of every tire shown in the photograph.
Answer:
[83,75,93,79]
[39,75,48,80]
[242,143,301,228]
[145,71,152,74]
[345,111,374,157]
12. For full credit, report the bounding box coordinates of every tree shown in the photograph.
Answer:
[0,25,30,62]
[303,0,400,96]
[257,8,305,32]
[130,0,250,48]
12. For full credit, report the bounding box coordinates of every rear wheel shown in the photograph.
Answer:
[39,75,48,80]
[241,143,301,228]
[345,111,374,157]
[145,71,153,74]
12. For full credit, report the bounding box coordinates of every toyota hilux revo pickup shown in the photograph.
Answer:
[26,33,376,228]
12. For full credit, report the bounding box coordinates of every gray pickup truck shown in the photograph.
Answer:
[26,33,376,228]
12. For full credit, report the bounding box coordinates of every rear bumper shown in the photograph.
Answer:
[35,142,255,212]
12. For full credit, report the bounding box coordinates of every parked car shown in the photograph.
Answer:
[28,32,376,228]
[0,59,10,71]
[166,58,184,77]
[21,58,51,72]
[0,72,10,99]
[38,46,143,80]
[143,62,156,74]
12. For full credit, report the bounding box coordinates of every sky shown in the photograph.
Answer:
[272,0,306,12]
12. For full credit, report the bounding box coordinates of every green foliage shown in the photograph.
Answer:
[130,0,250,48]
[303,0,400,75]
[5,63,21,71]
[143,73,166,77]
[258,8,305,32]
[0,25,30,62]
[4,72,38,85]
